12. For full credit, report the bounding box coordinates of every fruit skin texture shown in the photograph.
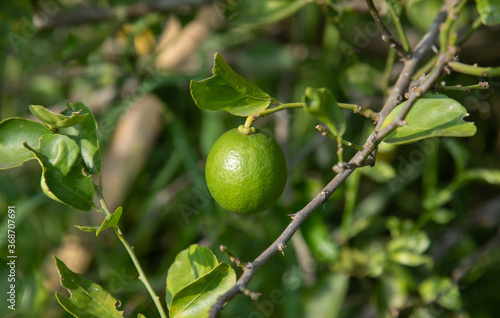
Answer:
[205,128,287,214]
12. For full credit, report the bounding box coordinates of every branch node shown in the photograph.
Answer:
[243,288,262,301]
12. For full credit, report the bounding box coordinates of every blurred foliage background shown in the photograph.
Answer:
[1,0,500,317]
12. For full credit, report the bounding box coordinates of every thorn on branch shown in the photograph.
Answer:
[278,244,286,255]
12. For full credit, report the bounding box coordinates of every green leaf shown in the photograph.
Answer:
[24,134,94,211]
[387,227,432,267]
[75,225,100,233]
[0,118,54,169]
[29,105,90,129]
[190,53,272,117]
[230,0,308,28]
[303,272,349,318]
[166,244,219,309]
[418,277,462,311]
[381,94,476,145]
[476,0,500,26]
[54,257,123,318]
[303,87,346,136]
[59,102,101,175]
[96,207,123,236]
[169,263,236,318]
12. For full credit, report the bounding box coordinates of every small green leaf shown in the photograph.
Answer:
[59,102,101,175]
[54,257,123,318]
[190,53,272,116]
[29,105,90,129]
[0,118,54,169]
[382,94,477,144]
[230,0,308,28]
[166,244,219,309]
[418,277,462,311]
[96,207,123,236]
[476,0,500,26]
[24,134,94,211]
[170,263,236,318]
[75,225,100,233]
[303,87,346,136]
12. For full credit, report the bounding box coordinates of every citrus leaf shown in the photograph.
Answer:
[231,0,308,28]
[96,207,123,236]
[59,102,101,175]
[75,225,100,233]
[0,118,54,169]
[190,53,272,116]
[54,257,123,318]
[170,263,236,318]
[303,87,346,136]
[24,134,94,211]
[476,0,500,26]
[166,244,218,309]
[29,105,90,129]
[382,94,476,145]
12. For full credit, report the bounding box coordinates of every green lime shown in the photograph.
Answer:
[205,127,287,214]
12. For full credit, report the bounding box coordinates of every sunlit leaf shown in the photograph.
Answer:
[382,94,477,144]
[166,244,218,309]
[170,263,236,318]
[54,257,123,317]
[190,53,272,116]
[0,118,54,169]
[29,105,89,129]
[24,134,94,211]
[96,207,123,236]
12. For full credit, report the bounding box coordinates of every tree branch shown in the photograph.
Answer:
[374,1,450,128]
[35,0,216,30]
[209,168,355,318]
[365,0,410,58]
[209,1,458,317]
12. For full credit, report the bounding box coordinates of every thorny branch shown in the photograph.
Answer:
[365,0,411,58]
[209,1,459,317]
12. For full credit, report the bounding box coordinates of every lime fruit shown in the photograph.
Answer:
[205,127,287,214]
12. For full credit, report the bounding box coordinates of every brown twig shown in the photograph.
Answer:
[35,0,216,30]
[365,0,411,58]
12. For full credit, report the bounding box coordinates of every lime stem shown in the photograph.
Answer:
[338,103,379,122]
[244,102,304,129]
[95,181,167,318]
[448,61,500,77]
[438,82,489,91]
